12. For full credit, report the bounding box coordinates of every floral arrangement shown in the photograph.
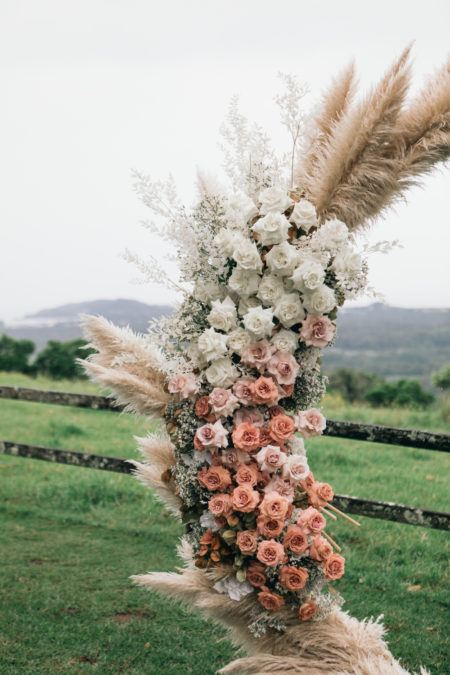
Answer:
[160,185,367,627]
[82,47,449,673]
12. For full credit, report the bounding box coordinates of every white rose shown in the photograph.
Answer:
[193,280,224,305]
[290,199,317,231]
[271,328,298,354]
[259,186,292,214]
[228,267,260,297]
[315,218,348,251]
[208,296,237,332]
[205,357,239,388]
[197,328,228,362]
[291,259,325,292]
[265,241,299,276]
[282,454,310,483]
[257,273,285,306]
[252,212,290,246]
[226,192,258,225]
[243,305,274,339]
[232,238,263,272]
[227,327,252,354]
[186,341,208,368]
[238,295,260,316]
[303,285,336,314]
[274,292,305,328]
[213,228,239,257]
[331,249,362,278]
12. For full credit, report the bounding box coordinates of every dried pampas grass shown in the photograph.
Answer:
[80,315,169,417]
[129,432,181,517]
[296,46,450,232]
[133,542,428,675]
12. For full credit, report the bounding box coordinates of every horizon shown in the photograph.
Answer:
[2,296,450,326]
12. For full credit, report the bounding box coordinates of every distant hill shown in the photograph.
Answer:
[323,303,450,381]
[1,300,449,381]
[2,299,172,351]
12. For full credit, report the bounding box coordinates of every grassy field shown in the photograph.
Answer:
[1,373,449,674]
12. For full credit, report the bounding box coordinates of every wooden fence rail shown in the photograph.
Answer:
[1,385,449,532]
[1,440,449,532]
[1,385,449,452]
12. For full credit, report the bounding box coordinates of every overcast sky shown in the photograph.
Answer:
[1,0,449,321]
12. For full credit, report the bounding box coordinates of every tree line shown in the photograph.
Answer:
[2,334,450,405]
[328,366,450,408]
[0,334,94,379]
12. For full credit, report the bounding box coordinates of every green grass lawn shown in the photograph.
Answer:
[0,373,449,674]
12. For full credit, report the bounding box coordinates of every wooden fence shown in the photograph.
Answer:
[1,385,449,532]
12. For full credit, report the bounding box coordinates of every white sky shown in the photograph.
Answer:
[1,0,449,321]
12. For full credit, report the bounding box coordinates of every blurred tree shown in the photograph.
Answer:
[365,379,434,408]
[34,339,94,379]
[0,334,35,373]
[328,368,381,403]
[432,364,450,391]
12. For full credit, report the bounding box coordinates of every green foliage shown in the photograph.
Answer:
[34,339,94,379]
[328,368,382,403]
[0,333,35,373]
[432,363,450,391]
[365,379,434,408]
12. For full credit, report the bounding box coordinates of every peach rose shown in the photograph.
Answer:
[208,493,233,517]
[268,405,285,418]
[297,507,326,533]
[232,423,260,453]
[264,477,295,503]
[195,420,229,448]
[257,539,286,567]
[267,351,300,385]
[308,481,334,508]
[209,388,239,417]
[298,600,317,621]
[299,471,315,491]
[258,426,273,447]
[235,462,259,487]
[221,448,249,468]
[251,376,280,406]
[256,445,287,473]
[232,485,260,512]
[168,373,199,398]
[259,491,290,520]
[195,395,213,419]
[256,515,285,538]
[234,407,265,427]
[294,408,326,438]
[232,377,256,405]
[300,314,335,348]
[246,562,266,588]
[236,530,258,554]
[283,525,309,555]
[198,466,232,492]
[241,340,273,370]
[323,553,345,580]
[280,565,309,591]
[310,535,333,562]
[268,414,295,444]
[257,590,284,611]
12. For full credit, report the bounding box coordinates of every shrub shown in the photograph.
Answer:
[327,368,382,403]
[34,339,94,379]
[365,379,434,408]
[0,334,35,373]
[432,364,450,391]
